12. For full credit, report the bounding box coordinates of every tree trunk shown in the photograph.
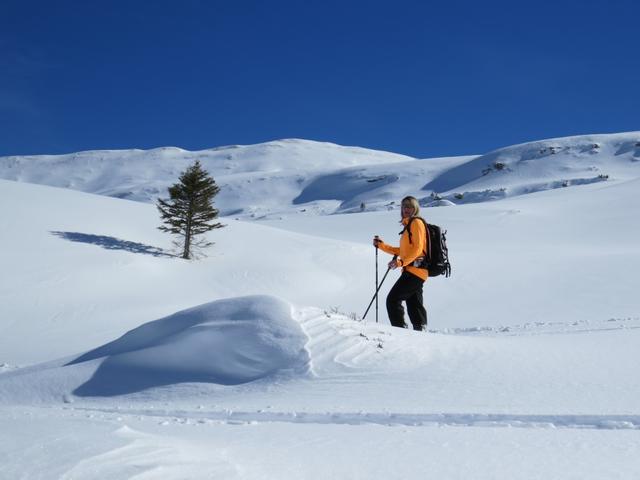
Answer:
[183,217,192,259]
[183,230,191,259]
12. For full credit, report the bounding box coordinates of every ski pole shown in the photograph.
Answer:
[375,236,379,323]
[362,255,397,320]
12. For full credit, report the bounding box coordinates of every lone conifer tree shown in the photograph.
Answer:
[157,160,224,259]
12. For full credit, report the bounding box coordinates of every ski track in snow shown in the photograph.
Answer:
[433,316,640,337]
[67,407,640,431]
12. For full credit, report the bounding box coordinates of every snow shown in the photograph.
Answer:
[2,132,639,218]
[0,139,418,218]
[1,132,640,478]
[423,132,640,203]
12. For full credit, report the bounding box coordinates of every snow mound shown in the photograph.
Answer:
[426,199,456,207]
[65,295,310,396]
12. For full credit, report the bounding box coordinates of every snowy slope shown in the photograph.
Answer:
[424,132,640,203]
[2,174,639,365]
[0,178,376,365]
[1,132,639,219]
[0,139,421,218]
[1,133,640,479]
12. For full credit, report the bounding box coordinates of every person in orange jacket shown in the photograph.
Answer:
[372,196,428,331]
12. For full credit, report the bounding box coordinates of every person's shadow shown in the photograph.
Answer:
[50,231,173,258]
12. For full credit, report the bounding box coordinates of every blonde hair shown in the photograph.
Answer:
[401,196,420,219]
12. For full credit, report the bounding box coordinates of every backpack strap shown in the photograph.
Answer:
[399,217,413,243]
[399,216,428,256]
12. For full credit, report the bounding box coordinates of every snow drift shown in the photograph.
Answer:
[72,295,309,396]
[0,296,310,399]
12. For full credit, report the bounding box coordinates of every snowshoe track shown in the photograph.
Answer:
[437,316,640,337]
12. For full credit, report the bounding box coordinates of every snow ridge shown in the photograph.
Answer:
[2,132,638,219]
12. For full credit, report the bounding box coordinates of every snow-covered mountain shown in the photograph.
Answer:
[1,132,640,479]
[0,139,420,218]
[2,132,638,219]
[424,132,640,203]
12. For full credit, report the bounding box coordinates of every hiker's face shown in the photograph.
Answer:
[401,203,415,218]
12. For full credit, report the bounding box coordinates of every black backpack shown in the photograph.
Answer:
[403,217,452,278]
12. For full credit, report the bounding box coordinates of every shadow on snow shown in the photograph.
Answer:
[51,231,173,258]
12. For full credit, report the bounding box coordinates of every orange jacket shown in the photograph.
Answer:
[378,216,429,281]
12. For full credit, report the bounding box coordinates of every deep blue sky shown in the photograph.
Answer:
[2,0,639,158]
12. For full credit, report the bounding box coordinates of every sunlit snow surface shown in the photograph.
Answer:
[1,133,640,479]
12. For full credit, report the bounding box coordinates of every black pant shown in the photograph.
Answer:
[386,271,427,331]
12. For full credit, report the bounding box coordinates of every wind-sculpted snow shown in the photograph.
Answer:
[64,296,310,396]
